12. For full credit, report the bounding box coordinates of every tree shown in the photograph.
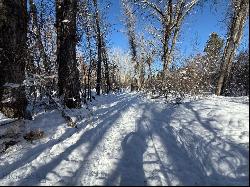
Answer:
[0,0,28,118]
[216,0,249,96]
[101,36,111,94]
[92,0,111,95]
[122,0,139,90]
[93,0,102,95]
[133,0,200,79]
[204,32,224,92]
[137,35,156,91]
[28,0,50,73]
[77,0,95,101]
[226,50,249,96]
[204,32,224,61]
[56,0,81,108]
[26,0,58,109]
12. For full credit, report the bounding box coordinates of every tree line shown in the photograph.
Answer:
[0,0,249,119]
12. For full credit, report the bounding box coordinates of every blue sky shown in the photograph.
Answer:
[106,0,127,50]
[107,0,249,58]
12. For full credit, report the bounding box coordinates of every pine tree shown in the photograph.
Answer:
[204,32,224,91]
[204,32,224,60]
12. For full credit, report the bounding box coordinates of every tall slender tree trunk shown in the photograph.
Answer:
[56,0,81,108]
[216,0,249,96]
[0,0,28,118]
[162,23,171,74]
[29,0,50,73]
[85,26,93,101]
[101,36,111,94]
[121,0,139,91]
[93,0,102,96]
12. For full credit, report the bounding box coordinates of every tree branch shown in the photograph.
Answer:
[135,0,165,18]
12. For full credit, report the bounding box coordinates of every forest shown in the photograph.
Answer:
[0,0,249,186]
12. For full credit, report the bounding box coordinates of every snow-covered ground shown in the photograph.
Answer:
[0,92,249,186]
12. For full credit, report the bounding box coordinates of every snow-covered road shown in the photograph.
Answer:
[0,92,249,186]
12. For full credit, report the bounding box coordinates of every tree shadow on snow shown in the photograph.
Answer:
[105,125,147,186]
[0,111,80,181]
[141,101,249,186]
[2,94,248,186]
[102,100,249,186]
[15,94,140,185]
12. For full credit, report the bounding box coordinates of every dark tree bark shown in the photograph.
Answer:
[93,0,102,96]
[56,0,81,108]
[85,25,93,101]
[0,0,28,118]
[101,36,111,94]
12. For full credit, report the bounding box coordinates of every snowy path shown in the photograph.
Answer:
[0,92,249,186]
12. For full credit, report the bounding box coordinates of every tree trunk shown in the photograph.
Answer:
[93,0,102,96]
[56,0,81,108]
[216,0,249,96]
[122,0,139,91]
[29,0,50,73]
[85,26,93,101]
[0,0,28,118]
[101,36,111,94]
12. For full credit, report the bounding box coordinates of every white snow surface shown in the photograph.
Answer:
[62,19,70,23]
[3,83,21,88]
[0,92,249,186]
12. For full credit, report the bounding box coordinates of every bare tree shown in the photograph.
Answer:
[133,0,199,79]
[227,49,249,96]
[27,0,58,111]
[122,0,140,90]
[29,0,51,73]
[101,36,111,93]
[216,0,249,95]
[85,15,94,101]
[56,0,81,108]
[92,0,112,95]
[93,0,102,95]
[0,0,28,118]
[77,0,95,101]
[138,36,157,91]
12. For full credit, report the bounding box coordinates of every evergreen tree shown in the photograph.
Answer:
[204,32,224,92]
[204,32,224,60]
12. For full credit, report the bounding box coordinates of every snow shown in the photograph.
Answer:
[62,20,70,23]
[180,70,186,74]
[3,83,21,88]
[0,92,249,186]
